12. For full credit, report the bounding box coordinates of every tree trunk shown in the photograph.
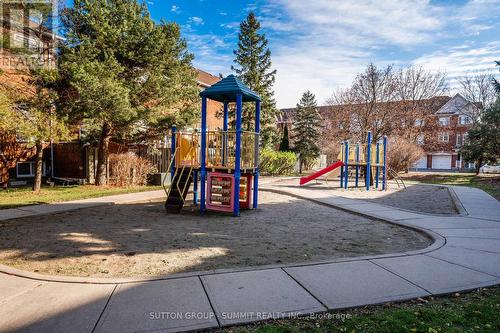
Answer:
[475,157,483,175]
[32,141,43,192]
[96,123,112,186]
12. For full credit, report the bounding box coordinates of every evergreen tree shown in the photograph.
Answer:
[59,0,198,185]
[292,91,322,173]
[461,61,500,174]
[460,100,500,174]
[278,124,290,151]
[493,61,500,94]
[232,12,277,146]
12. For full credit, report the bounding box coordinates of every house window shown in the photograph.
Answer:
[438,117,450,126]
[16,161,48,178]
[16,162,35,177]
[463,132,469,144]
[415,119,424,126]
[438,132,449,143]
[456,134,462,146]
[464,161,475,169]
[458,115,472,125]
[416,134,424,145]
[13,33,41,50]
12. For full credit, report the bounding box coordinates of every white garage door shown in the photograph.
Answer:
[432,155,452,169]
[414,156,427,169]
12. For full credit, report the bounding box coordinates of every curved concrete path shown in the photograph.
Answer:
[0,185,499,333]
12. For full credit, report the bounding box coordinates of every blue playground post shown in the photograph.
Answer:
[233,94,243,216]
[200,97,207,213]
[193,171,198,205]
[222,101,229,166]
[366,131,372,191]
[375,142,380,189]
[223,101,229,131]
[382,136,388,191]
[344,141,349,189]
[355,144,360,188]
[340,142,344,188]
[253,100,260,209]
[170,125,176,180]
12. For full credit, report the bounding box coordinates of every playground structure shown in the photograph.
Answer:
[164,75,260,217]
[300,132,388,191]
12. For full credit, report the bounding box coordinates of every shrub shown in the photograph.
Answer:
[108,152,156,187]
[388,137,424,173]
[259,149,297,175]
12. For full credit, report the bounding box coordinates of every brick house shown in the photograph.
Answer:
[196,69,223,129]
[413,94,477,170]
[278,93,477,171]
[0,6,63,185]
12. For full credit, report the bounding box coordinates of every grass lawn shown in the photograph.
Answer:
[223,286,500,333]
[0,185,162,209]
[400,172,500,200]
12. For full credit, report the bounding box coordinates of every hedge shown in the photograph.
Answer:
[259,149,297,175]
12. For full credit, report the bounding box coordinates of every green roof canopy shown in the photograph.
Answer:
[199,74,260,102]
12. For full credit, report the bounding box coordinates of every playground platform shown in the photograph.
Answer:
[0,183,499,332]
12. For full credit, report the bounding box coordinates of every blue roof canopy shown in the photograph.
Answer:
[199,74,261,102]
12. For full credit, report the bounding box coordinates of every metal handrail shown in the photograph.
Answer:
[163,147,179,196]
[388,168,406,190]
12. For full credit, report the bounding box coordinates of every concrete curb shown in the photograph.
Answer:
[0,187,445,285]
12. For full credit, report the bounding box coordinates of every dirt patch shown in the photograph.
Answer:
[335,185,458,215]
[273,179,458,215]
[0,192,431,278]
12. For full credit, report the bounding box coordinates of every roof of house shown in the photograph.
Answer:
[277,105,332,123]
[278,96,453,123]
[199,74,260,102]
[0,17,65,41]
[435,93,481,115]
[196,69,221,88]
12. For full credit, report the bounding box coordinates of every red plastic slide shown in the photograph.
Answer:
[299,161,345,185]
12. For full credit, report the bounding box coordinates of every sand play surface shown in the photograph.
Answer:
[272,179,458,215]
[0,192,431,278]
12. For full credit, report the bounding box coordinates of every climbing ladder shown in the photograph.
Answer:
[388,168,406,190]
[165,167,193,213]
[163,147,195,213]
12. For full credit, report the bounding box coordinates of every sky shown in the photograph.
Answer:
[79,0,500,108]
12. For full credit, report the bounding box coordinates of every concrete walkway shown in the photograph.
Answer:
[0,190,166,221]
[0,185,499,333]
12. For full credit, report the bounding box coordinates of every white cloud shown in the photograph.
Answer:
[185,32,233,76]
[264,0,500,107]
[275,1,446,44]
[182,0,500,108]
[414,42,500,74]
[220,22,240,30]
[262,0,448,107]
[413,41,500,90]
[170,5,180,13]
[188,16,205,26]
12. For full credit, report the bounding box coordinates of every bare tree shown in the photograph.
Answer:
[394,66,448,144]
[322,64,449,165]
[326,63,398,143]
[458,71,496,120]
